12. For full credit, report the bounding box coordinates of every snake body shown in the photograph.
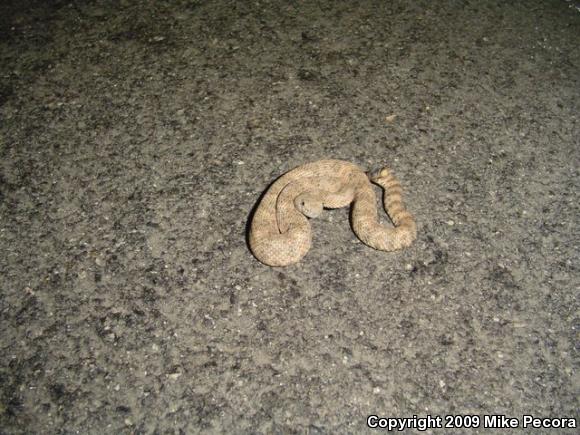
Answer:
[249,159,416,266]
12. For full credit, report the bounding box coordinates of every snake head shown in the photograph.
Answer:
[294,193,323,218]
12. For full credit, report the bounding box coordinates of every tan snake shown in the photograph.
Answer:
[249,159,416,266]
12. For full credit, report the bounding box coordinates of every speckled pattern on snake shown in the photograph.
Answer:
[249,159,417,266]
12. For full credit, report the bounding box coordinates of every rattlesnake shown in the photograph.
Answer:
[249,159,417,266]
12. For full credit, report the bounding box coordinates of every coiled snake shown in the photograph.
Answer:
[249,159,416,266]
